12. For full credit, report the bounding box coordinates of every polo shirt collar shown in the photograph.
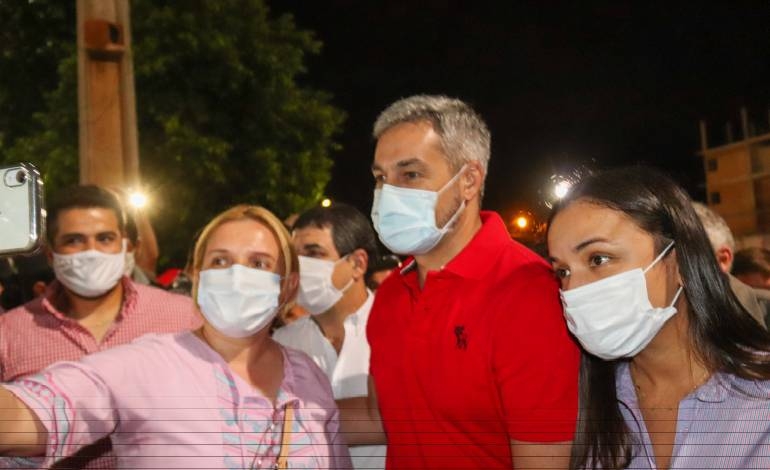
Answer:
[41,276,137,321]
[440,211,511,280]
[396,211,510,285]
[344,290,374,335]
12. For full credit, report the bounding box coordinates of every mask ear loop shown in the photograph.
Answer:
[642,241,675,274]
[642,241,684,309]
[435,164,470,232]
[668,285,684,308]
[334,254,356,294]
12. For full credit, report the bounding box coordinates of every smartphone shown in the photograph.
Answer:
[0,162,44,255]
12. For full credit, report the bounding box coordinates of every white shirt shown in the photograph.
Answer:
[274,291,385,470]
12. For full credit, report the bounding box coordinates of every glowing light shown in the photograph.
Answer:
[128,191,148,209]
[321,198,332,208]
[553,180,572,199]
[515,216,529,229]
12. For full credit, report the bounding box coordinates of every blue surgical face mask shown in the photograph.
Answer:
[371,165,467,255]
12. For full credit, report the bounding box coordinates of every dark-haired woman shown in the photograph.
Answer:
[547,166,770,470]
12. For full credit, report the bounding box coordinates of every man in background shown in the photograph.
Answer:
[693,201,770,327]
[274,202,385,469]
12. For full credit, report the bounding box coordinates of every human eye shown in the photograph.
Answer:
[209,256,231,268]
[97,233,117,244]
[403,170,421,181]
[372,172,386,186]
[305,248,326,259]
[250,256,274,271]
[588,254,611,268]
[61,235,84,247]
[553,266,571,280]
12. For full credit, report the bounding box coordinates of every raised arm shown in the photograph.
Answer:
[132,209,160,279]
[0,386,46,456]
[336,376,386,446]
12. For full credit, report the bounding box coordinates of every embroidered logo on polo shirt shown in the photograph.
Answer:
[454,325,468,350]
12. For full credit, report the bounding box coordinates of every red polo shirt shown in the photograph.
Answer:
[367,211,579,469]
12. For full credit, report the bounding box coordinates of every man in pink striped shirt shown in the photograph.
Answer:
[0,185,201,469]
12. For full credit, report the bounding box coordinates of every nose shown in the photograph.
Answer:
[85,238,99,251]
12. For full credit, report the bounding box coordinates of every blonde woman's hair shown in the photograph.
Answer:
[191,205,299,316]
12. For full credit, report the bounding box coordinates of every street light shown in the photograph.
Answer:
[515,216,529,229]
[321,198,332,208]
[553,180,572,199]
[128,190,148,209]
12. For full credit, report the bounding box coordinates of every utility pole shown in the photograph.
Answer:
[76,0,139,188]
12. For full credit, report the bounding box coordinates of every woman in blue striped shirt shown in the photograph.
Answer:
[547,166,770,470]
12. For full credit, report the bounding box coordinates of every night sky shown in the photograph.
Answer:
[271,1,770,223]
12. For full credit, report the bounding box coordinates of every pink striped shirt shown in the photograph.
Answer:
[0,277,201,469]
[3,331,353,470]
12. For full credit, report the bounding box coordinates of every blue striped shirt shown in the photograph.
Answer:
[616,361,770,469]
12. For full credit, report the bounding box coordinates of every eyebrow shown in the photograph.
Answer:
[548,237,611,264]
[371,157,424,173]
[206,248,276,260]
[58,230,119,239]
[301,243,326,252]
[574,237,611,252]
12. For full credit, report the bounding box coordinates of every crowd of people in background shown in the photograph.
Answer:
[1,94,770,470]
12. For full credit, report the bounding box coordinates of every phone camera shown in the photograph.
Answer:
[15,170,27,184]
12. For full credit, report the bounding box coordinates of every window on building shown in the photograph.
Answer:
[707,158,718,172]
[710,192,721,205]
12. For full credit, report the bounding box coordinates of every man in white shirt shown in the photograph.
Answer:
[273,202,386,469]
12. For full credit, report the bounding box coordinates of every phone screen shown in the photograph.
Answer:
[0,163,44,255]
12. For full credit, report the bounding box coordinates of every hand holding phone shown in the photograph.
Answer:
[0,162,44,256]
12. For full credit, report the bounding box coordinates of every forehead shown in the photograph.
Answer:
[547,200,652,254]
[373,121,449,170]
[292,225,337,250]
[55,207,120,235]
[205,218,280,256]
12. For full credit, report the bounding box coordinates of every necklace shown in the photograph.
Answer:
[631,362,711,402]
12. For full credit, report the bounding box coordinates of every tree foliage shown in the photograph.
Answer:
[0,0,345,265]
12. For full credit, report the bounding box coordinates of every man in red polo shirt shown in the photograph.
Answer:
[340,95,580,469]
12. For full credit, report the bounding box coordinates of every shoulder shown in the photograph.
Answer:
[370,266,410,309]
[497,239,554,280]
[134,282,194,305]
[725,373,770,399]
[82,332,190,368]
[273,317,320,346]
[282,345,334,396]
[0,298,46,326]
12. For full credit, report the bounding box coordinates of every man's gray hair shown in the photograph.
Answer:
[373,95,491,193]
[692,201,735,253]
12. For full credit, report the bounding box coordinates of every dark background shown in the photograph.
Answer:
[271,1,770,223]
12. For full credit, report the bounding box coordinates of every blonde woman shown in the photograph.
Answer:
[0,205,352,470]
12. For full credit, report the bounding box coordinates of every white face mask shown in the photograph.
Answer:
[52,240,127,298]
[371,165,467,255]
[297,255,354,315]
[560,241,683,360]
[196,264,282,338]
